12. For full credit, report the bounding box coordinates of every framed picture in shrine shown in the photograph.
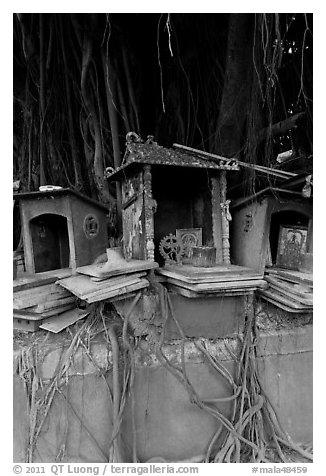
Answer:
[176,228,203,259]
[276,225,308,270]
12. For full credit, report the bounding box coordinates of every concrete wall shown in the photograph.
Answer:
[13,324,313,463]
[122,361,235,462]
[256,325,313,444]
[167,293,245,339]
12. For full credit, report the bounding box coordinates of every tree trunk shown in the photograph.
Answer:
[101,48,122,229]
[59,16,82,189]
[39,13,46,185]
[215,14,255,158]
[81,33,113,203]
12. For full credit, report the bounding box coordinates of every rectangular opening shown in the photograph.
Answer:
[152,166,213,265]
[30,213,70,272]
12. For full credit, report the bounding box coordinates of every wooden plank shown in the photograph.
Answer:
[166,263,262,276]
[84,279,148,303]
[156,264,263,284]
[265,277,313,301]
[258,292,311,314]
[259,289,312,310]
[76,259,158,278]
[32,296,77,313]
[157,269,263,284]
[91,272,146,284]
[293,283,313,293]
[13,286,72,309]
[14,282,64,297]
[34,268,73,279]
[160,276,267,292]
[13,304,74,318]
[39,308,90,333]
[14,304,75,321]
[265,275,312,293]
[38,303,75,317]
[166,283,254,298]
[91,274,141,282]
[83,277,144,300]
[85,279,149,303]
[266,271,313,289]
[13,276,58,292]
[265,275,312,294]
[265,268,313,286]
[14,268,72,286]
[13,268,73,292]
[57,272,146,299]
[267,283,313,306]
[278,270,313,286]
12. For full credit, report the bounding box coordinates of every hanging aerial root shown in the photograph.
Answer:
[155,287,313,463]
[16,284,313,464]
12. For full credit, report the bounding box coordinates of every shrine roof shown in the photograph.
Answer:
[106,134,240,181]
[13,187,111,212]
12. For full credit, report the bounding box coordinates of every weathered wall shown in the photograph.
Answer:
[166,293,245,339]
[256,325,313,444]
[231,199,269,273]
[13,323,313,463]
[13,375,113,463]
[13,338,236,463]
[113,291,246,339]
[122,360,235,462]
[70,195,109,267]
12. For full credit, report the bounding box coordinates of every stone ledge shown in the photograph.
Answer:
[256,325,312,357]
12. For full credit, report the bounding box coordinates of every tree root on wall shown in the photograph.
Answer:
[154,286,313,463]
[15,290,313,463]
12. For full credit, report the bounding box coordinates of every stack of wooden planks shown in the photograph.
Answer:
[57,259,158,303]
[259,268,313,313]
[13,270,76,332]
[156,264,267,298]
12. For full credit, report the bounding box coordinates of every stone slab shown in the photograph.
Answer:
[76,260,158,278]
[157,263,263,283]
